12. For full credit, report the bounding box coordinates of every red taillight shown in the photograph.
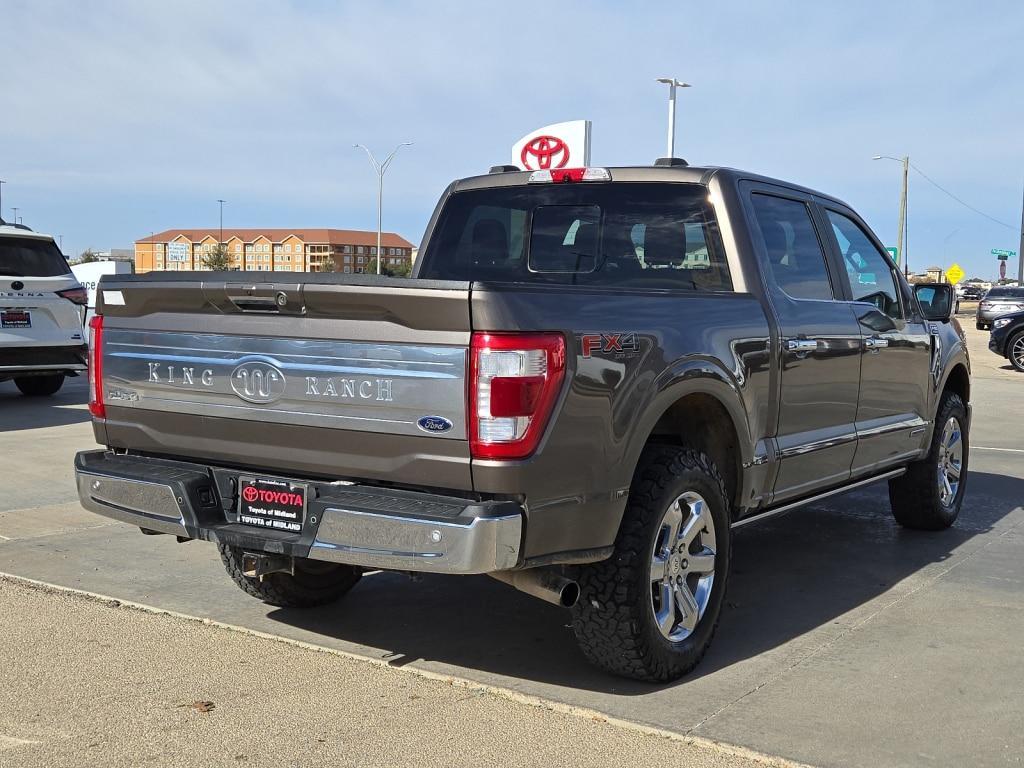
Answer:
[88,315,105,419]
[57,287,89,306]
[469,332,565,460]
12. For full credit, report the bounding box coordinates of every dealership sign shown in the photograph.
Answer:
[512,120,592,171]
[166,242,189,262]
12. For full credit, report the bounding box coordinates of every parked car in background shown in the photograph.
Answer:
[0,221,88,396]
[989,309,1024,372]
[977,287,1024,330]
[958,284,985,301]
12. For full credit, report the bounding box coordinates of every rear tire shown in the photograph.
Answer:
[571,446,731,682]
[976,322,986,330]
[14,374,65,397]
[889,391,968,530]
[218,543,361,608]
[1008,330,1024,373]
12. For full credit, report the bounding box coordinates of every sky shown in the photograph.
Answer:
[1,0,1022,279]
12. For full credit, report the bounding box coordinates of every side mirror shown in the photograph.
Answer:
[914,283,955,322]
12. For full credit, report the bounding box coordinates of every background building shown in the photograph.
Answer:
[134,229,415,273]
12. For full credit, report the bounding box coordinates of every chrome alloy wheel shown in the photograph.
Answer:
[937,416,964,507]
[1012,335,1024,370]
[650,491,717,642]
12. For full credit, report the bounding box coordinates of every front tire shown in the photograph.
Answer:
[571,446,730,682]
[889,391,968,530]
[14,374,65,397]
[1008,330,1024,373]
[218,544,361,608]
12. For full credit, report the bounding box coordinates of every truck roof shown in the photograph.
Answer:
[452,164,853,211]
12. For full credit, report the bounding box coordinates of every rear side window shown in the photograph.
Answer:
[750,194,833,301]
[0,237,71,277]
[420,183,732,291]
[987,287,1024,298]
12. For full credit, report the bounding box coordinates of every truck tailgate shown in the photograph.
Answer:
[94,275,474,491]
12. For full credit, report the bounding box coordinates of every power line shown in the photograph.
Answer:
[907,162,1016,230]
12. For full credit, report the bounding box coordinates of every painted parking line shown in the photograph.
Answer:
[974,446,1024,454]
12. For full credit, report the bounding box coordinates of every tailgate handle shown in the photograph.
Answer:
[227,295,281,313]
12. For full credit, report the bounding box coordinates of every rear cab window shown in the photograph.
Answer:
[419,182,733,291]
[0,236,72,277]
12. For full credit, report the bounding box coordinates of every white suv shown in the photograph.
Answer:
[0,222,88,396]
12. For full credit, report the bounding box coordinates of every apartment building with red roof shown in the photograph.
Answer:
[134,228,415,273]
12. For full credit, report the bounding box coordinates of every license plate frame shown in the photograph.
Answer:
[237,476,308,534]
[1,310,31,329]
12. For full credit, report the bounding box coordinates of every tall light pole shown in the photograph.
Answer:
[1017,182,1024,285]
[354,142,413,274]
[873,155,910,275]
[11,207,18,226]
[217,199,226,245]
[0,180,5,222]
[656,77,691,159]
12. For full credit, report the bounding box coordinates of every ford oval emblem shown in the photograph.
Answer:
[417,415,453,434]
[230,360,287,404]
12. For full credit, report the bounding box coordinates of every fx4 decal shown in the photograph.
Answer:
[581,332,640,358]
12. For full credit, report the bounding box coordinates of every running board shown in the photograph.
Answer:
[732,468,906,530]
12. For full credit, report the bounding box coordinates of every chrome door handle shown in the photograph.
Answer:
[786,339,818,353]
[864,337,889,350]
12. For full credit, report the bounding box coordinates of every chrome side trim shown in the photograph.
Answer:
[75,470,187,536]
[777,431,857,459]
[856,415,929,440]
[310,507,522,574]
[732,468,906,530]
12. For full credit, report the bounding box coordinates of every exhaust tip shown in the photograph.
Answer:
[559,581,580,608]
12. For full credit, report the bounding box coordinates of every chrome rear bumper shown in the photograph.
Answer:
[75,450,523,574]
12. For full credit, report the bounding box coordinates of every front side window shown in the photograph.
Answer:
[826,210,902,318]
[750,194,833,301]
[420,182,732,291]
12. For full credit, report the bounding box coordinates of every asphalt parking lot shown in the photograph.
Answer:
[1,321,1022,767]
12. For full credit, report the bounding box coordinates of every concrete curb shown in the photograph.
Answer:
[0,570,812,768]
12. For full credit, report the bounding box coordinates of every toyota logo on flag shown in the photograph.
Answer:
[511,120,592,171]
[521,135,570,170]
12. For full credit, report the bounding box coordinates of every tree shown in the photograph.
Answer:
[79,249,99,263]
[317,255,339,272]
[201,243,232,271]
[365,256,411,277]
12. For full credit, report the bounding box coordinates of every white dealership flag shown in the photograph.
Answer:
[511,120,592,171]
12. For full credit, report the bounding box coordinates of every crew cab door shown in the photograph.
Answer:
[818,205,932,473]
[744,185,863,503]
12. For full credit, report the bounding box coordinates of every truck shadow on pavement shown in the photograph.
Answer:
[268,469,1022,695]
[0,379,91,431]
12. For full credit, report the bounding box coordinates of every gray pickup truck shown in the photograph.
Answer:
[75,162,970,681]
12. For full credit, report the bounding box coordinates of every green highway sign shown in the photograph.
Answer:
[997,254,1010,261]
[991,248,1016,257]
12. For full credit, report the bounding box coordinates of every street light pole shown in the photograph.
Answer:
[656,77,691,158]
[217,199,226,245]
[11,207,18,226]
[354,142,413,275]
[0,180,5,222]
[873,155,910,274]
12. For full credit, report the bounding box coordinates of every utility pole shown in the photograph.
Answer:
[897,155,909,274]
[873,155,910,271]
[656,77,691,158]
[11,207,18,225]
[354,142,413,274]
[1017,181,1024,285]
